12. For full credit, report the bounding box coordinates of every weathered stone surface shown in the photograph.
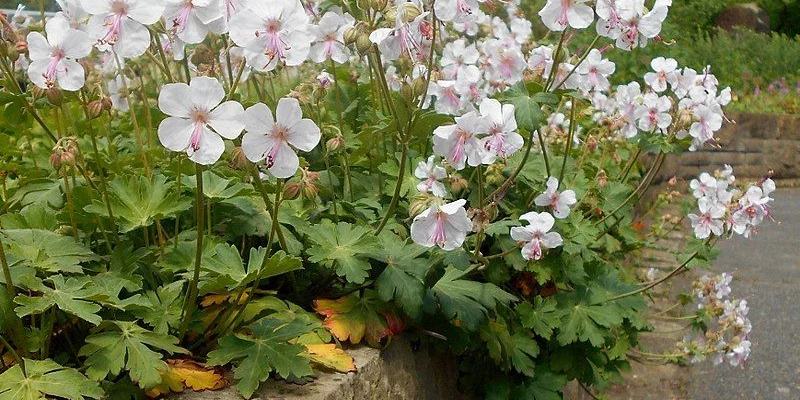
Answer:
[716,3,770,33]
[174,338,472,400]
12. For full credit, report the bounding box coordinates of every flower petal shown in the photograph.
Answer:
[190,126,225,165]
[268,141,300,179]
[158,116,194,152]
[241,131,275,163]
[208,101,245,139]
[189,76,225,112]
[158,83,192,117]
[276,97,302,126]
[286,119,320,152]
[55,58,86,91]
[244,103,275,134]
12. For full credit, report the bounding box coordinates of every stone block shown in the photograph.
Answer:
[175,338,472,400]
[715,3,771,33]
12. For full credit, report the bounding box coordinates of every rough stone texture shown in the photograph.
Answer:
[174,338,472,400]
[654,113,800,185]
[716,3,771,33]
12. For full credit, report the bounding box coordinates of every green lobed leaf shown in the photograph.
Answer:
[517,297,561,339]
[0,358,103,400]
[130,280,185,334]
[79,321,187,389]
[84,175,191,233]
[14,275,103,325]
[301,221,376,284]
[207,317,316,399]
[431,267,517,330]
[370,232,429,318]
[1,228,98,274]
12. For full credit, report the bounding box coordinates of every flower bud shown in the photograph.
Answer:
[60,151,76,167]
[46,88,63,106]
[450,175,468,192]
[100,96,113,111]
[408,196,431,216]
[355,34,373,55]
[229,147,249,170]
[397,3,422,22]
[412,77,428,99]
[87,100,104,119]
[283,181,302,200]
[400,82,413,102]
[6,46,19,62]
[50,152,62,170]
[14,41,27,55]
[343,27,359,46]
[0,41,7,57]
[301,182,319,201]
[370,0,388,11]
[326,135,345,153]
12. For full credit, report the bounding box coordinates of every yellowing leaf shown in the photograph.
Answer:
[313,290,395,346]
[200,293,249,308]
[303,344,357,373]
[145,359,228,398]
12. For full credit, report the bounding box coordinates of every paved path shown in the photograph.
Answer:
[687,188,800,399]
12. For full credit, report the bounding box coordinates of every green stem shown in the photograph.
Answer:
[374,141,409,235]
[151,31,176,82]
[484,128,537,204]
[552,35,601,91]
[226,60,246,101]
[0,334,24,377]
[248,166,288,252]
[113,52,151,176]
[0,235,26,356]
[557,101,577,187]
[594,152,664,227]
[619,146,642,182]
[178,164,205,341]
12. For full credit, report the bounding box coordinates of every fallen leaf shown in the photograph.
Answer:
[303,344,357,373]
[200,293,248,308]
[145,359,228,398]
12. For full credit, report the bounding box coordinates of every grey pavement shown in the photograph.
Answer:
[688,188,800,400]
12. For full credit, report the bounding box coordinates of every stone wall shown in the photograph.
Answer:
[655,113,800,185]
[177,338,472,400]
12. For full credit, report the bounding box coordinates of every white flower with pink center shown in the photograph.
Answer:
[368,7,429,61]
[510,211,563,261]
[414,156,448,198]
[440,39,480,81]
[434,0,479,23]
[309,11,354,64]
[432,111,491,170]
[478,98,523,162]
[644,57,678,93]
[635,93,673,133]
[81,0,164,58]
[26,18,93,91]
[229,0,311,72]
[538,0,594,32]
[575,49,616,92]
[411,199,472,251]
[689,197,726,239]
[164,0,227,44]
[241,98,321,178]
[157,77,245,165]
[534,177,577,219]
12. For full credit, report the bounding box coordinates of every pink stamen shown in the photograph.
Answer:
[43,50,65,85]
[255,20,290,67]
[450,130,469,165]
[558,0,570,26]
[431,211,447,246]
[172,3,194,34]
[457,0,472,14]
[102,12,124,45]
[188,122,204,154]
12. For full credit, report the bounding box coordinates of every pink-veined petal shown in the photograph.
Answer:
[190,126,225,165]
[267,141,300,179]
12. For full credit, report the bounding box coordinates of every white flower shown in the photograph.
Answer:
[368,6,428,61]
[689,104,723,148]
[575,49,615,92]
[414,156,447,197]
[411,199,472,251]
[534,177,577,219]
[479,98,523,161]
[434,0,479,23]
[229,0,311,72]
[440,39,480,81]
[26,18,93,91]
[106,75,130,111]
[510,211,563,261]
[81,0,164,58]
[164,0,227,44]
[241,98,321,178]
[309,11,354,64]
[635,93,673,132]
[54,0,90,29]
[157,77,245,165]
[527,45,554,78]
[432,111,491,170]
[688,197,726,239]
[690,172,717,199]
[644,57,678,92]
[485,41,526,85]
[538,0,594,32]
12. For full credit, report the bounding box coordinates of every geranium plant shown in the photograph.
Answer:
[0,0,777,399]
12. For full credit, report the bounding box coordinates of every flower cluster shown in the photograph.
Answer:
[679,272,752,367]
[688,166,775,239]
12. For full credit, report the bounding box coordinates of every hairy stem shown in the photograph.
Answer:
[178,164,205,341]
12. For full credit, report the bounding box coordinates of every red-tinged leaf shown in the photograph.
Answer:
[313,290,394,346]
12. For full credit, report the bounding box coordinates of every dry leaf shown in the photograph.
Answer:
[145,359,229,398]
[303,344,357,373]
[200,293,248,308]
